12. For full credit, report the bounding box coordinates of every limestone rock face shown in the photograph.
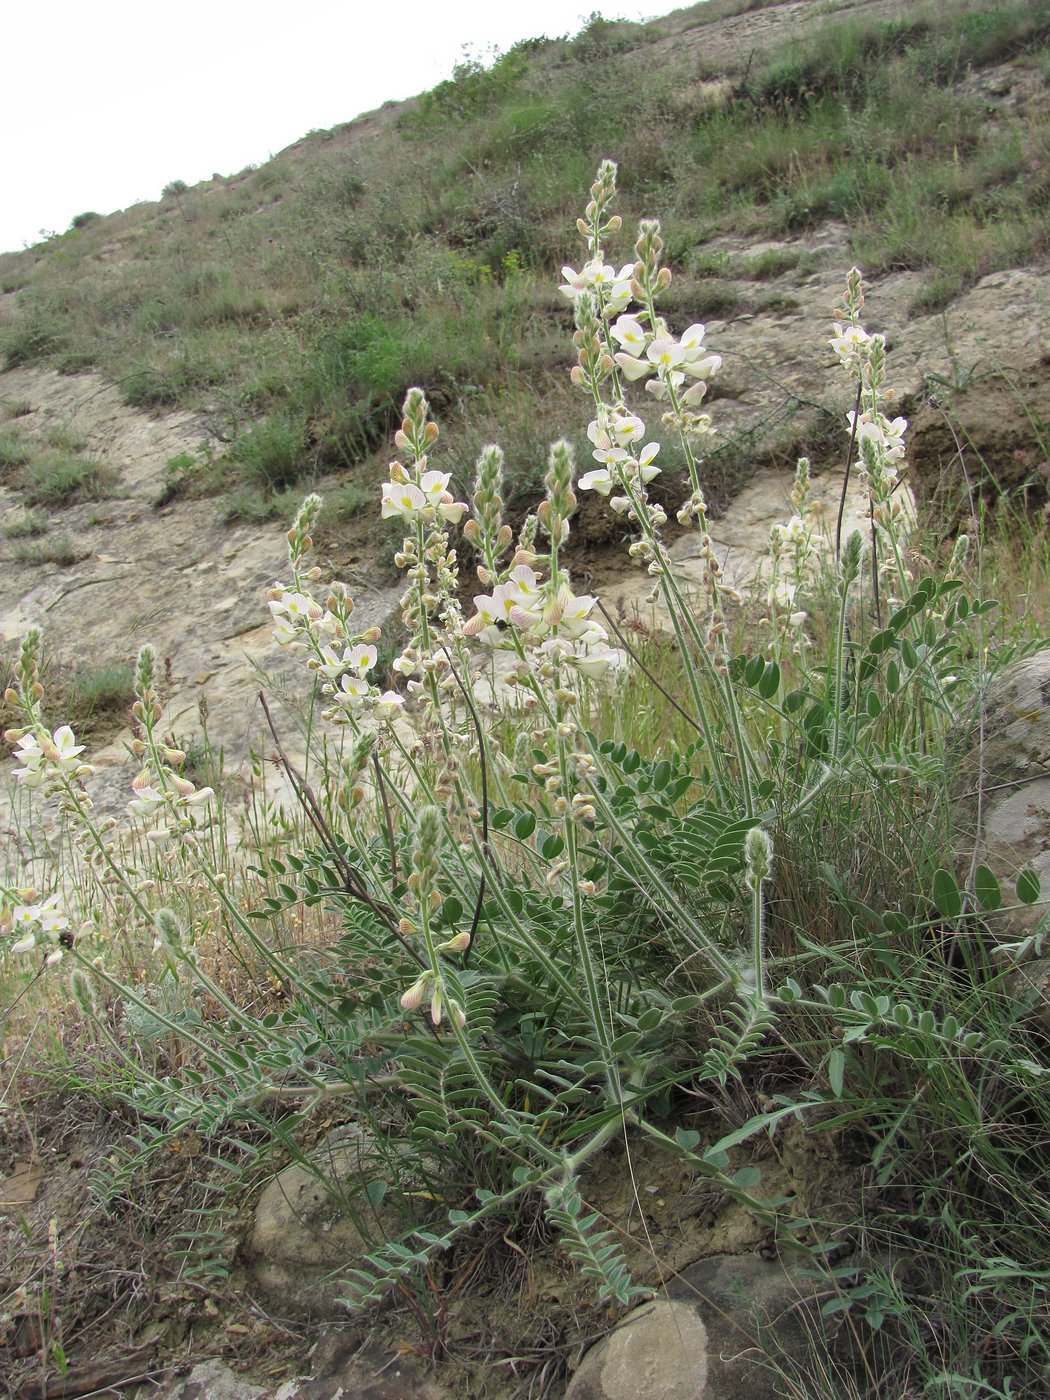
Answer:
[245,1127,405,1317]
[908,356,1050,525]
[564,1255,829,1400]
[952,647,1050,945]
[951,648,1050,1030]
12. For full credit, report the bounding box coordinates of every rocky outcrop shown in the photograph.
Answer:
[951,648,1050,1030]
[952,648,1050,942]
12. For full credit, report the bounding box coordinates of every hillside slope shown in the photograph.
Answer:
[0,0,1047,761]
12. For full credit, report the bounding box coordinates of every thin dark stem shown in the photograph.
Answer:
[440,647,489,967]
[0,962,45,1026]
[595,599,703,736]
[258,693,424,969]
[869,496,882,627]
[372,754,399,883]
[836,380,864,560]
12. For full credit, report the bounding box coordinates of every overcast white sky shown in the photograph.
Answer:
[2,0,681,255]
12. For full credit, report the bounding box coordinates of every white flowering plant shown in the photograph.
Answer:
[2,162,1045,1366]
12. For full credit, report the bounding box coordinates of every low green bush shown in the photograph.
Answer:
[21,452,113,507]
[228,412,307,491]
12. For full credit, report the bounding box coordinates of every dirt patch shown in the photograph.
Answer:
[0,1073,863,1400]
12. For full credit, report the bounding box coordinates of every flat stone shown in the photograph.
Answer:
[147,1359,268,1400]
[564,1301,708,1400]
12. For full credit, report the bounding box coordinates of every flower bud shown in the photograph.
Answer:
[841,530,864,587]
[744,826,773,890]
[70,968,96,1014]
[153,907,183,950]
[430,983,444,1025]
[400,971,431,1011]
[438,931,471,954]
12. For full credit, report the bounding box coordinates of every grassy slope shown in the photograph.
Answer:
[0,0,1047,519]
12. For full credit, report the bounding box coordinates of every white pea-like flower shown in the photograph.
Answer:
[12,725,87,788]
[610,315,647,355]
[333,674,371,712]
[579,466,615,495]
[375,691,405,720]
[381,481,428,522]
[8,893,69,959]
[269,590,322,645]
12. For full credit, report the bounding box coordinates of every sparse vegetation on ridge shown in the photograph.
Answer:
[0,0,1046,516]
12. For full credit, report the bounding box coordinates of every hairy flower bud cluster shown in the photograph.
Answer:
[463,444,513,580]
[397,806,468,1029]
[381,393,469,705]
[765,460,818,637]
[268,505,406,724]
[832,270,910,540]
[127,645,215,829]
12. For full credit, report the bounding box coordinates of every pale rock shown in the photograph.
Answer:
[951,648,1050,943]
[245,1127,405,1317]
[950,648,1050,1029]
[564,1254,834,1400]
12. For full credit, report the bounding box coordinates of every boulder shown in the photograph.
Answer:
[949,648,1050,1032]
[245,1126,405,1317]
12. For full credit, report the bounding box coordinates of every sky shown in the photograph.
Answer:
[2,0,680,255]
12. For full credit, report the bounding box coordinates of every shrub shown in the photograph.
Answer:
[229,413,307,491]
[21,452,114,507]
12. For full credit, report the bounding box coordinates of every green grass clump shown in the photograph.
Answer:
[228,413,307,491]
[21,453,114,507]
[12,532,83,567]
[0,428,32,472]
[62,661,133,725]
[219,482,303,524]
[4,510,49,538]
